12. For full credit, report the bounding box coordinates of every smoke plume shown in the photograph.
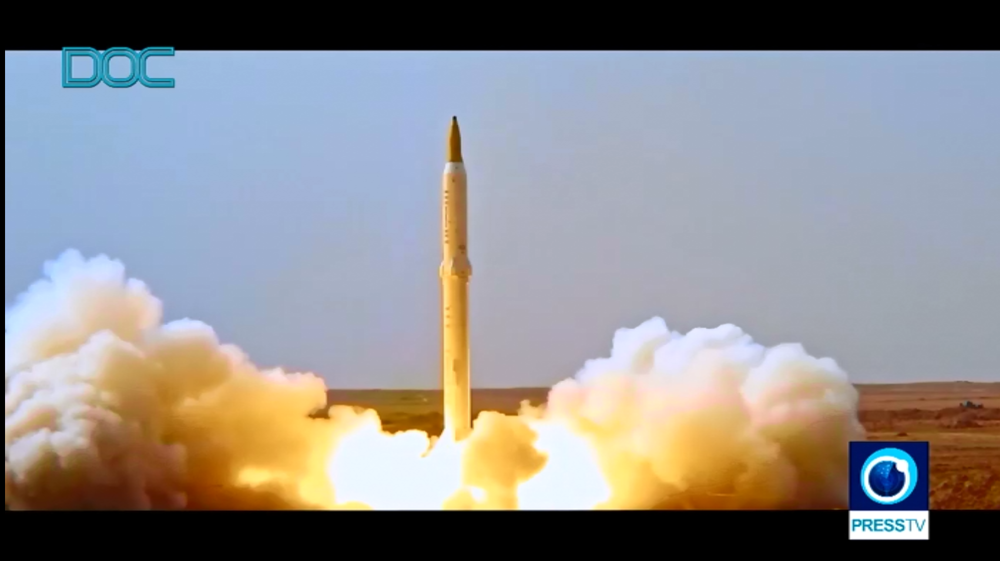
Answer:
[5,251,864,510]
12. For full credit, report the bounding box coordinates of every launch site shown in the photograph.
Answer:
[5,51,998,513]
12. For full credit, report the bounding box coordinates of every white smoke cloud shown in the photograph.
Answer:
[5,250,865,510]
[5,250,339,509]
[527,319,865,508]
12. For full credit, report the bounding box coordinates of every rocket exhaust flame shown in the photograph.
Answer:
[4,119,866,510]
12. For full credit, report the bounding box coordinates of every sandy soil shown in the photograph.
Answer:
[324,382,1000,510]
[857,383,998,509]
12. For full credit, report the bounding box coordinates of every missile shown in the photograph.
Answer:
[440,116,472,441]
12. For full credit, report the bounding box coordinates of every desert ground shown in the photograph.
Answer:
[324,382,999,510]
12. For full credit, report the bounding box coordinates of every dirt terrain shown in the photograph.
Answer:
[856,383,998,509]
[324,382,999,510]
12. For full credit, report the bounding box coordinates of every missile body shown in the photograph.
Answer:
[440,117,472,441]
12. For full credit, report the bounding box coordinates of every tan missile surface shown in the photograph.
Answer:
[440,117,472,441]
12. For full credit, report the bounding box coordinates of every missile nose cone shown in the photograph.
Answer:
[447,117,462,163]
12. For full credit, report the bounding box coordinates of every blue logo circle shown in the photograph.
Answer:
[860,448,918,505]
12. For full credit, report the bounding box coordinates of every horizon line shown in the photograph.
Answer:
[325,381,997,392]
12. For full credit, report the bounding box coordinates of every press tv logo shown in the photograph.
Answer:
[849,441,929,540]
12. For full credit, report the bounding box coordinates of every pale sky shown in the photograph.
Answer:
[5,51,999,388]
